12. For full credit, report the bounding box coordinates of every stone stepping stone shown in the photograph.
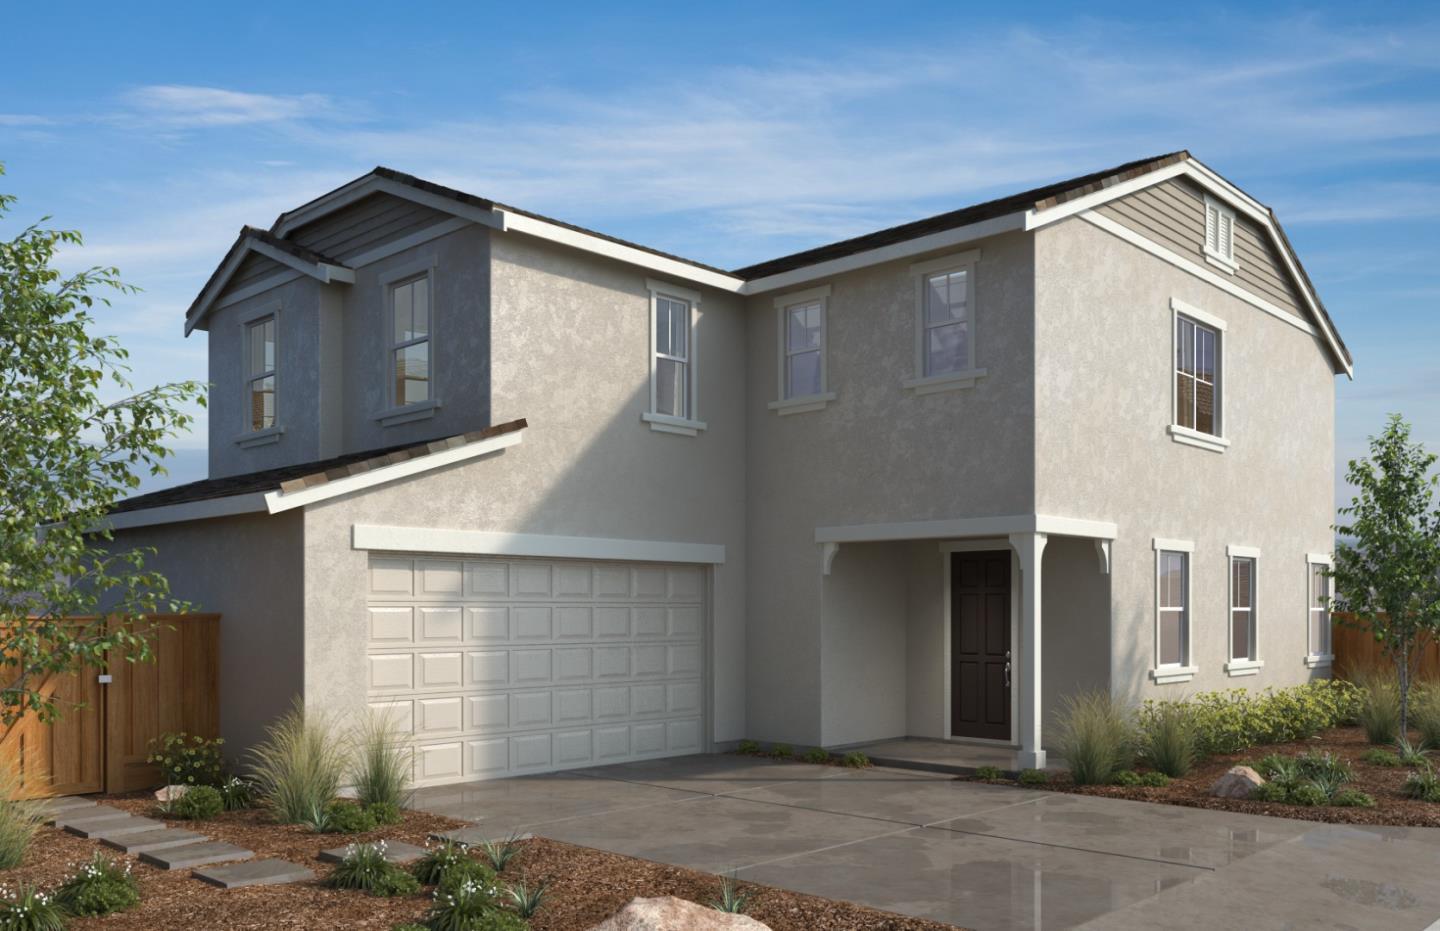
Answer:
[194,859,314,889]
[67,815,165,839]
[102,828,208,854]
[46,797,98,813]
[50,805,129,829]
[140,841,253,871]
[318,840,427,864]
[429,827,533,846]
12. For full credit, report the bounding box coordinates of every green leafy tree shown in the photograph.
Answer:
[0,165,205,724]
[1332,414,1440,737]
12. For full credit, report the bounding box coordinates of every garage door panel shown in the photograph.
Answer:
[370,699,413,734]
[370,554,704,785]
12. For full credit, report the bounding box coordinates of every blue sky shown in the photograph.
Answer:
[2,2,1438,509]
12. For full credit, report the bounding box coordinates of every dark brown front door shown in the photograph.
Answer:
[951,551,1011,740]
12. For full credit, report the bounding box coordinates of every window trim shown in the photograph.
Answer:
[1306,552,1335,667]
[1226,544,1264,676]
[643,279,706,436]
[379,259,439,425]
[903,250,987,395]
[1170,297,1228,452]
[1151,537,1197,684]
[235,301,283,446]
[769,284,836,414]
[1203,195,1240,274]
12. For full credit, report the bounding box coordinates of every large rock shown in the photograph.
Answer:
[1210,766,1265,799]
[587,896,772,931]
[154,784,191,803]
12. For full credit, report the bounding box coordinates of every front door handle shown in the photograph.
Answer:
[1004,650,1012,688]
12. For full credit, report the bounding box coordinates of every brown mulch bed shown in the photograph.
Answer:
[6,796,959,930]
[969,726,1440,827]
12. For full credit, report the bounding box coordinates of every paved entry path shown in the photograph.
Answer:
[410,755,1440,930]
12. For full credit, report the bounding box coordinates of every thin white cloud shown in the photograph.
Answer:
[122,85,341,127]
[0,113,57,126]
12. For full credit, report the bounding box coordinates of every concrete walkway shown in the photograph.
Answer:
[410,754,1440,931]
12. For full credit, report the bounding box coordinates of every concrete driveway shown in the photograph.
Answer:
[410,755,1440,930]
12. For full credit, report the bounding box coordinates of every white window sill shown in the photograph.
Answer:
[1304,653,1335,669]
[1168,424,1230,453]
[1204,250,1240,275]
[642,412,707,436]
[1150,665,1198,685]
[768,392,836,416]
[375,399,441,427]
[234,426,284,448]
[903,368,988,396]
[1225,658,1265,677]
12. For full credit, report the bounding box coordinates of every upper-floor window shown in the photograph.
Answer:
[642,279,706,436]
[769,284,835,415]
[1204,196,1238,273]
[1151,538,1196,684]
[1170,298,1229,453]
[1306,554,1333,666]
[245,315,276,432]
[904,250,984,395]
[390,274,431,408]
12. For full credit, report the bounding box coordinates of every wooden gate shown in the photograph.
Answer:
[0,614,220,799]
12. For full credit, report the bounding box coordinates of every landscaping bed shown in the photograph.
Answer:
[7,794,957,931]
[976,726,1440,827]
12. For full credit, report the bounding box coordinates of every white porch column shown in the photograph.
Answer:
[1009,531,1048,769]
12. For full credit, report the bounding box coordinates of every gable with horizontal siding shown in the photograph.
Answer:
[287,192,450,264]
[1095,176,1306,322]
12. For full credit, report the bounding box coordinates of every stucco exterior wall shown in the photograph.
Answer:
[818,543,908,747]
[1040,536,1111,738]
[299,228,748,744]
[744,230,1037,745]
[104,512,304,757]
[1034,216,1336,705]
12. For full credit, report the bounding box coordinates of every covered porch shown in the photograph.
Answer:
[816,514,1115,770]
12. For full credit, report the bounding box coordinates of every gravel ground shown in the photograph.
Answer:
[4,797,961,930]
[976,726,1440,826]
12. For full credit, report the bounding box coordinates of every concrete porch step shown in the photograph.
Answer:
[140,841,253,870]
[194,858,315,889]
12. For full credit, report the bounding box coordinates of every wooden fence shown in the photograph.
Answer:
[1332,612,1440,681]
[0,614,220,798]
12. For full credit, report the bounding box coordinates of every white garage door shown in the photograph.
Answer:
[366,554,706,785]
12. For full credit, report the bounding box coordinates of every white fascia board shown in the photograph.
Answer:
[264,430,523,514]
[1023,161,1192,232]
[351,524,725,565]
[500,210,745,294]
[98,492,270,532]
[814,513,1116,544]
[744,213,1025,295]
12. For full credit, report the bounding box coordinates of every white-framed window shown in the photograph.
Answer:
[769,285,835,415]
[389,273,432,409]
[1306,553,1334,667]
[1226,545,1264,676]
[642,279,706,436]
[1203,195,1239,273]
[903,249,986,395]
[1151,538,1197,684]
[1169,297,1229,453]
[245,315,277,433]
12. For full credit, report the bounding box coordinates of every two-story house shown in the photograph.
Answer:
[106,152,1352,785]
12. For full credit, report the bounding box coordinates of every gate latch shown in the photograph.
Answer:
[97,674,113,684]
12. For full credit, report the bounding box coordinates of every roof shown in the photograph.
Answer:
[110,419,527,515]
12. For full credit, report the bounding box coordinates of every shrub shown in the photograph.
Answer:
[1288,783,1329,807]
[1179,680,1362,755]
[249,699,351,824]
[1402,767,1440,802]
[1055,690,1132,786]
[1350,667,1401,745]
[327,842,421,897]
[1249,782,1290,803]
[353,708,413,810]
[1295,750,1351,784]
[413,840,477,886]
[802,748,830,765]
[505,877,550,918]
[393,925,429,931]
[769,743,793,759]
[146,732,225,787]
[218,776,256,811]
[1413,685,1440,749]
[1395,735,1431,767]
[1137,701,1197,777]
[0,884,67,931]
[171,785,224,821]
[367,801,403,826]
[1138,771,1171,787]
[1332,789,1376,808]
[1110,770,1141,787]
[1360,749,1402,767]
[54,852,140,917]
[709,873,750,914]
[477,834,523,873]
[426,870,519,931]
[841,752,869,769]
[436,858,500,895]
[1256,753,1301,787]
[0,765,47,869]
[974,765,1004,781]
[736,740,760,755]
[311,801,377,834]
[1018,769,1048,786]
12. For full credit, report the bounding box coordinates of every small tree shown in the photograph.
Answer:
[0,165,205,724]
[1331,414,1440,737]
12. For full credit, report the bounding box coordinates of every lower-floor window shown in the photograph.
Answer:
[1309,558,1332,657]
[1157,550,1189,666]
[1231,555,1256,661]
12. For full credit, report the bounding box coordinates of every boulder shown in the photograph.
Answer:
[154,785,192,803]
[1210,766,1265,799]
[586,896,772,931]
